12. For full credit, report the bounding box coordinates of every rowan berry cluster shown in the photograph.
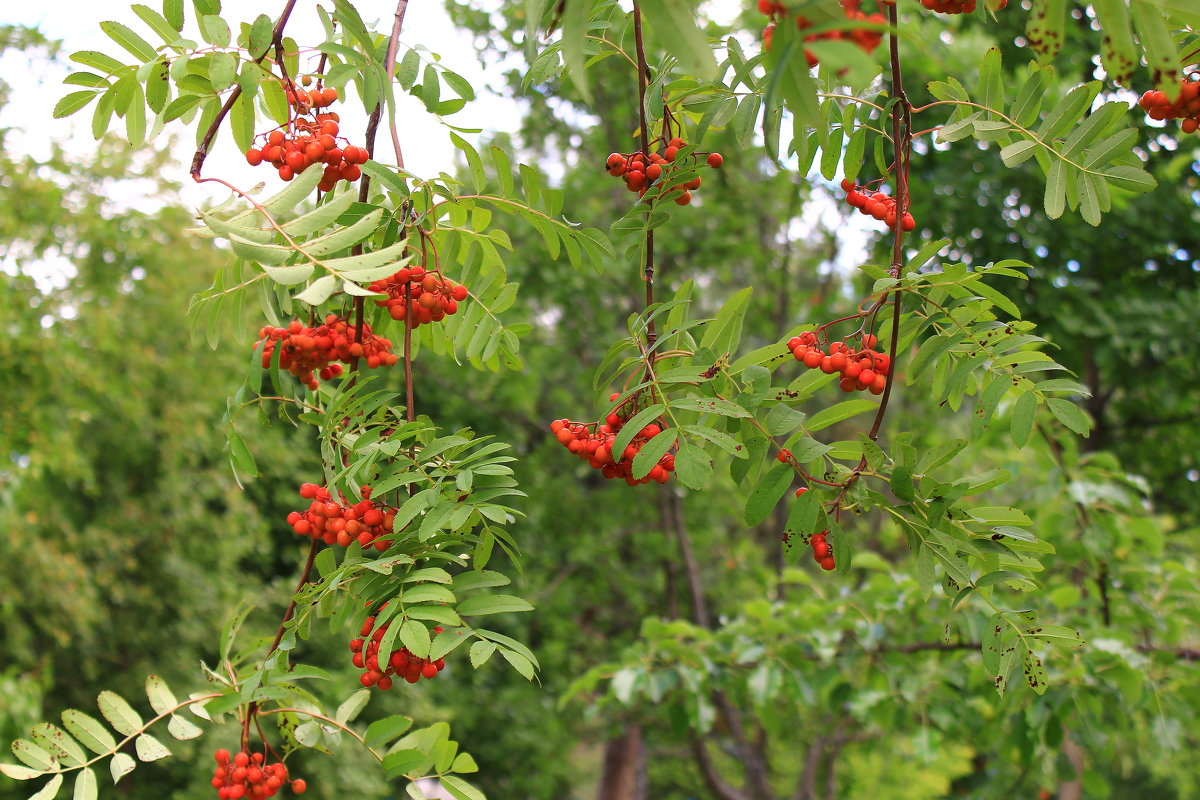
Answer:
[604,137,723,206]
[787,331,890,395]
[917,0,1006,13]
[550,396,676,485]
[351,609,447,689]
[368,265,469,327]
[287,484,395,551]
[841,178,915,231]
[244,82,370,188]
[1138,76,1200,135]
[210,749,304,799]
[810,528,836,571]
[759,0,886,66]
[256,316,398,390]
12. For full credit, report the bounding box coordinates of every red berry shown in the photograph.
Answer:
[706,152,723,168]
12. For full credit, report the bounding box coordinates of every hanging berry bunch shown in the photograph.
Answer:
[210,749,304,800]
[759,0,886,64]
[287,484,396,551]
[256,316,399,390]
[1138,74,1200,135]
[549,394,676,485]
[368,264,470,326]
[351,610,448,689]
[841,178,916,231]
[605,134,723,206]
[244,78,370,188]
[787,331,890,395]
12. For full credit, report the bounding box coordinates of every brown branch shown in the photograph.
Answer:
[191,0,300,180]
[632,2,657,352]
[384,1,410,168]
[689,736,750,800]
[266,538,321,656]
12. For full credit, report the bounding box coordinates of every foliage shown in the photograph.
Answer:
[1,0,1198,799]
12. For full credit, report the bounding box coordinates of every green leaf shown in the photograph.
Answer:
[71,50,127,74]
[336,690,371,724]
[499,649,537,680]
[636,0,717,80]
[470,640,498,668]
[673,439,712,489]
[1009,391,1037,448]
[166,715,203,741]
[382,749,428,779]
[54,91,100,119]
[200,14,231,47]
[29,774,63,800]
[125,82,146,147]
[1092,0,1137,86]
[1023,649,1048,694]
[457,595,534,617]
[131,5,179,44]
[890,465,915,502]
[1044,159,1066,220]
[164,0,185,31]
[1026,0,1067,60]
[744,462,793,527]
[109,753,136,784]
[11,741,55,772]
[671,396,752,418]
[133,734,170,762]
[97,692,143,737]
[999,140,1036,167]
[230,90,254,154]
[294,275,338,306]
[144,676,177,716]
[100,21,158,61]
[442,775,486,800]
[631,429,678,479]
[698,287,752,356]
[1130,0,1179,95]
[451,752,479,774]
[227,428,258,477]
[1046,398,1090,436]
[0,764,44,781]
[60,711,116,756]
[365,716,413,749]
[806,398,876,432]
[611,404,666,462]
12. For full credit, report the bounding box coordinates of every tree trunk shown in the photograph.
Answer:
[597,725,646,800]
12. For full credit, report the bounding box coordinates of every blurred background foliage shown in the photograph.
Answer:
[1,3,1198,800]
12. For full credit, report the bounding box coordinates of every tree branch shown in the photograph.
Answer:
[689,735,750,800]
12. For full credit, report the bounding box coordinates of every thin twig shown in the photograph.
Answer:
[384,1,411,168]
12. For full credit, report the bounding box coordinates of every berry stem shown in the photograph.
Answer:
[191,0,300,180]
[632,2,657,354]
[384,1,411,169]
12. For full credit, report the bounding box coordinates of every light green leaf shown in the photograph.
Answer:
[457,595,534,617]
[294,275,339,306]
[335,690,371,724]
[109,753,136,784]
[166,715,203,741]
[97,692,142,737]
[134,734,170,762]
[73,768,98,800]
[29,774,63,800]
[100,21,158,61]
[144,676,177,716]
[806,398,877,432]
[60,712,116,756]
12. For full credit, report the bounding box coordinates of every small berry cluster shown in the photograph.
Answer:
[917,0,1006,13]
[211,749,304,800]
[256,316,398,390]
[604,137,723,206]
[352,609,447,689]
[367,265,470,327]
[244,81,370,188]
[287,484,395,551]
[760,0,886,66]
[810,528,836,571]
[550,396,676,485]
[841,178,915,231]
[781,491,836,571]
[1138,76,1200,135]
[787,331,890,395]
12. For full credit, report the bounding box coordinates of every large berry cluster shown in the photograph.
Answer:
[244,81,370,188]
[917,0,1006,13]
[841,178,915,231]
[210,749,304,799]
[351,609,447,690]
[287,484,395,551]
[604,137,723,206]
[760,0,886,66]
[256,316,398,390]
[550,397,676,485]
[1138,76,1200,135]
[367,265,469,327]
[787,331,890,395]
